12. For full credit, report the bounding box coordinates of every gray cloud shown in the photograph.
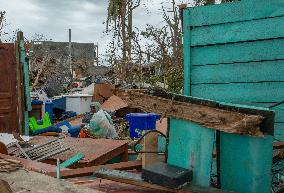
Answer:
[1,0,191,63]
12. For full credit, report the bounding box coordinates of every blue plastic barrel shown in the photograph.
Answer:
[125,113,161,139]
[45,101,54,123]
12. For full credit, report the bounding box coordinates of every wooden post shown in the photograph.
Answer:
[142,132,164,168]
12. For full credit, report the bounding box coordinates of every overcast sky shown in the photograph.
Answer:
[1,0,193,58]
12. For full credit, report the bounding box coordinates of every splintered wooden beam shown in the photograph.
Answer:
[119,91,274,136]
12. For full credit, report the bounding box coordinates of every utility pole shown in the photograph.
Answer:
[68,29,73,78]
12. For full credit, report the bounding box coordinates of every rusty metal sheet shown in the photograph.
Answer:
[0,44,19,133]
[29,136,129,168]
[93,83,114,103]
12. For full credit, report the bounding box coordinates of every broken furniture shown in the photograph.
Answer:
[29,136,129,168]
[15,137,70,161]
[29,112,52,133]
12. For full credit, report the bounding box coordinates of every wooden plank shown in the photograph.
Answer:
[48,160,142,178]
[0,44,19,133]
[29,137,129,168]
[167,118,215,187]
[0,153,69,174]
[183,9,191,95]
[188,0,284,27]
[94,169,234,193]
[191,60,284,84]
[191,82,284,103]
[222,102,284,123]
[192,38,284,66]
[122,91,269,136]
[191,16,284,46]
[219,132,273,193]
[142,132,162,168]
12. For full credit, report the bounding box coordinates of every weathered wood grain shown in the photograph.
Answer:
[191,16,284,46]
[188,0,284,27]
[191,60,284,84]
[192,38,284,66]
[122,92,265,136]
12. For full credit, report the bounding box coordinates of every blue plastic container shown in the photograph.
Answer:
[45,101,54,123]
[125,113,161,139]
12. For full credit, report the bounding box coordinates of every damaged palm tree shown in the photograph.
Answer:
[106,0,141,83]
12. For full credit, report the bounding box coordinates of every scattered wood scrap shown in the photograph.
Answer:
[120,91,273,136]
[0,158,22,173]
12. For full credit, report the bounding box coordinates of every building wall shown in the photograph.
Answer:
[184,0,284,141]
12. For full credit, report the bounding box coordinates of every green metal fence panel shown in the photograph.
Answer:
[179,0,281,192]
[167,118,215,187]
[220,133,273,193]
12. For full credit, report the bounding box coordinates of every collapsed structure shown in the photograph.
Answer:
[0,0,284,193]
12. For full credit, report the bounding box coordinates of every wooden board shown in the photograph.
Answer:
[0,44,19,133]
[191,82,284,103]
[142,132,163,168]
[29,136,129,168]
[0,153,69,174]
[191,60,284,84]
[191,16,284,46]
[121,91,274,136]
[188,0,284,27]
[48,160,142,178]
[192,38,284,66]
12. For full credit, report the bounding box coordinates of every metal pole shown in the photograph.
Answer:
[96,42,99,66]
[69,29,72,78]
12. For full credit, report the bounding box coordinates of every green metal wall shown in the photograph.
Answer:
[167,1,279,192]
[184,0,284,141]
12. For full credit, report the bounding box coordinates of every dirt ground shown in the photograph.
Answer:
[1,169,102,193]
